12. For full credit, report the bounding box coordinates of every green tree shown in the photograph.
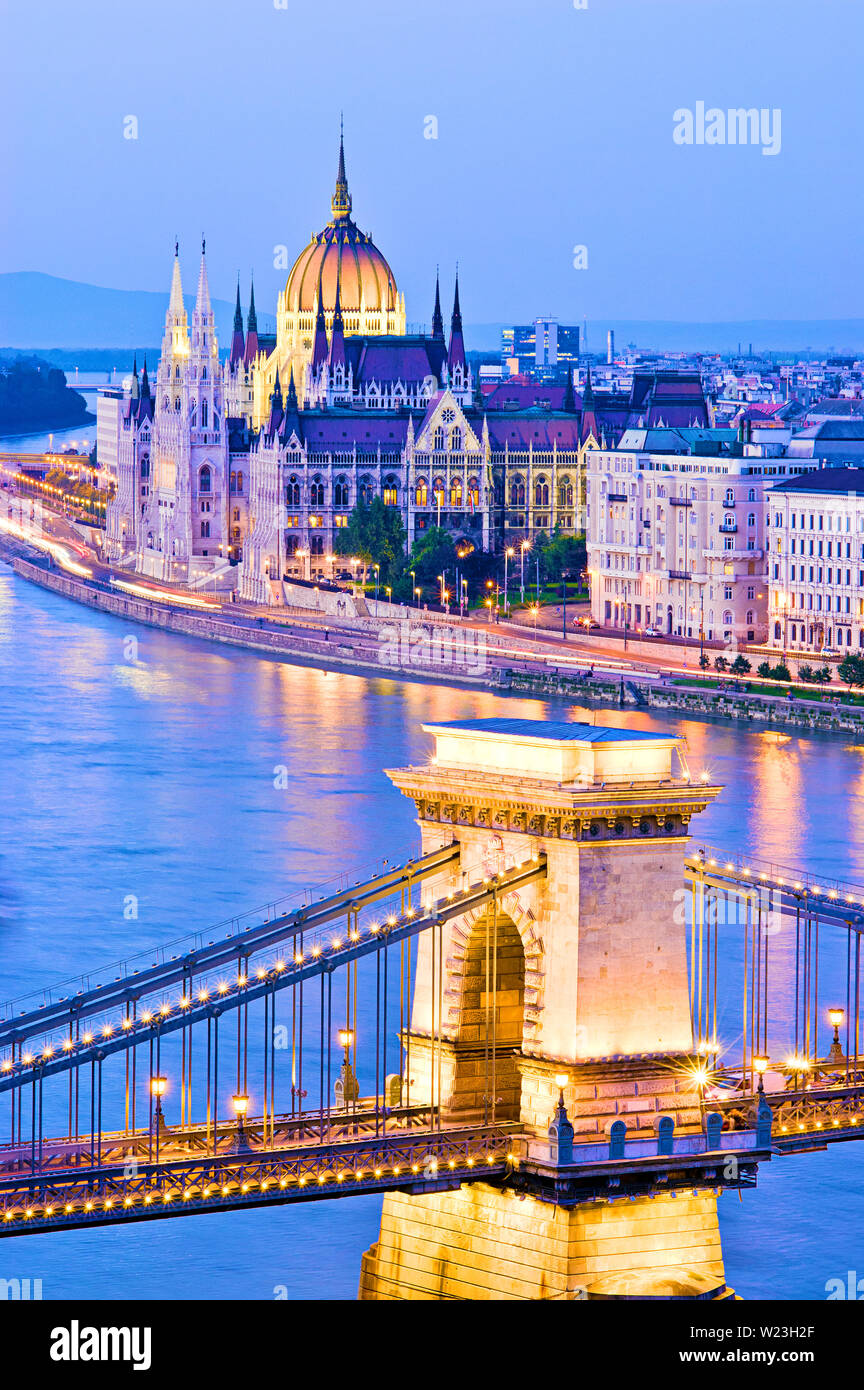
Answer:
[730,655,752,675]
[714,656,729,672]
[838,653,864,689]
[757,661,773,679]
[773,663,792,682]
[334,497,407,586]
[698,653,710,670]
[812,664,832,685]
[797,664,816,684]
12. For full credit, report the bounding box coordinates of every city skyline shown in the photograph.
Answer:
[1,0,862,328]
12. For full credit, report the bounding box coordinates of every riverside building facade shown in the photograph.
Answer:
[586,426,811,646]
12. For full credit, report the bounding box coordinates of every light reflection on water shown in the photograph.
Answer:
[1,566,863,1300]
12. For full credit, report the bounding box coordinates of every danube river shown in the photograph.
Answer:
[2,564,864,1300]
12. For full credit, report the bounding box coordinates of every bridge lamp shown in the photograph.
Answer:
[754,1055,770,1094]
[555,1073,569,1108]
[336,1029,359,1110]
[150,1076,168,1133]
[828,1008,846,1062]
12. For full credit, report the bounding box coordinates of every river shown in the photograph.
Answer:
[1,564,863,1300]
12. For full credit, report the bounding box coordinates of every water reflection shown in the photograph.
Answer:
[2,567,864,1299]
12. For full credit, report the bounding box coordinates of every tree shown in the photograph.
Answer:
[730,655,752,675]
[699,653,710,670]
[797,664,816,684]
[539,528,586,584]
[334,497,406,586]
[714,656,729,672]
[773,663,792,682]
[839,653,864,689]
[812,664,832,686]
[757,661,773,679]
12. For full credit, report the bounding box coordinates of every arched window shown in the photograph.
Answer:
[434,426,446,452]
[450,477,463,508]
[535,477,550,507]
[200,520,210,538]
[201,400,209,428]
[747,513,755,527]
[310,477,325,508]
[237,470,243,491]
[140,455,150,479]
[199,465,211,494]
[510,477,526,507]
[383,476,399,507]
[162,396,170,411]
[285,535,298,557]
[202,366,208,382]
[746,609,754,624]
[723,610,733,625]
[415,477,428,507]
[230,471,237,493]
[359,477,374,505]
[286,475,300,507]
[334,477,350,508]
[748,488,756,501]
[450,427,463,453]
[558,476,573,507]
[174,397,181,412]
[432,477,446,508]
[467,478,480,508]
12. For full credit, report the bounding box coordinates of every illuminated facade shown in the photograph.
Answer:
[766,468,864,657]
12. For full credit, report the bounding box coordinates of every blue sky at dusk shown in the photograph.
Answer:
[1,0,861,325]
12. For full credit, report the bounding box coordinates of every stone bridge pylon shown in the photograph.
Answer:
[360,717,731,1301]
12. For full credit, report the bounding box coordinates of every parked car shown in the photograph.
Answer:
[643,626,661,637]
[820,647,837,658]
[575,617,599,630]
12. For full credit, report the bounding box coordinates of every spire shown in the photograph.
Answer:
[282,364,302,442]
[267,367,284,437]
[229,278,245,366]
[311,270,329,373]
[329,269,347,370]
[194,238,212,318]
[162,242,189,359]
[168,242,184,318]
[331,117,352,223]
[141,357,151,400]
[431,270,444,341]
[243,278,259,364]
[130,354,139,400]
[563,367,576,413]
[448,272,466,371]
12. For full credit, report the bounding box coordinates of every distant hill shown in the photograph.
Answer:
[0,272,274,352]
[0,273,861,357]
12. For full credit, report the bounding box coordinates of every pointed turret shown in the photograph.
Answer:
[331,119,352,223]
[266,367,284,437]
[311,271,329,373]
[229,279,245,367]
[190,237,217,364]
[161,241,189,360]
[563,367,576,413]
[141,357,151,400]
[431,271,444,341]
[243,279,259,364]
[329,271,347,370]
[282,365,302,441]
[448,273,466,371]
[130,354,140,400]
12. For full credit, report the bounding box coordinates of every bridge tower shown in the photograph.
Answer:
[360,718,729,1301]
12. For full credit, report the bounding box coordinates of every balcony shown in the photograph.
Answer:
[719,522,738,534]
[723,499,736,509]
[607,492,628,502]
[669,497,692,507]
[669,569,692,581]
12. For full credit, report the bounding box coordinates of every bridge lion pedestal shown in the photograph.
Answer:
[359,717,732,1301]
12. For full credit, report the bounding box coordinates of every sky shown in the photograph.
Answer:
[1,0,862,328]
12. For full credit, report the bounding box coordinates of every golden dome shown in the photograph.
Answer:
[284,136,399,317]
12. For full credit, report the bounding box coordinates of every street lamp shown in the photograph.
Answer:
[337,1027,359,1109]
[150,1075,167,1164]
[232,1092,251,1151]
[504,546,514,616]
[754,1055,769,1094]
[520,539,530,604]
[828,1007,845,1063]
[410,569,417,608]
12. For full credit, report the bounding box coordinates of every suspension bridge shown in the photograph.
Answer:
[2,717,863,1300]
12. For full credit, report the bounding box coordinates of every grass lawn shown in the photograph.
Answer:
[670,675,864,705]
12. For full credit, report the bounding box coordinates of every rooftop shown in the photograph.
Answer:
[424,718,671,745]
[770,466,864,496]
